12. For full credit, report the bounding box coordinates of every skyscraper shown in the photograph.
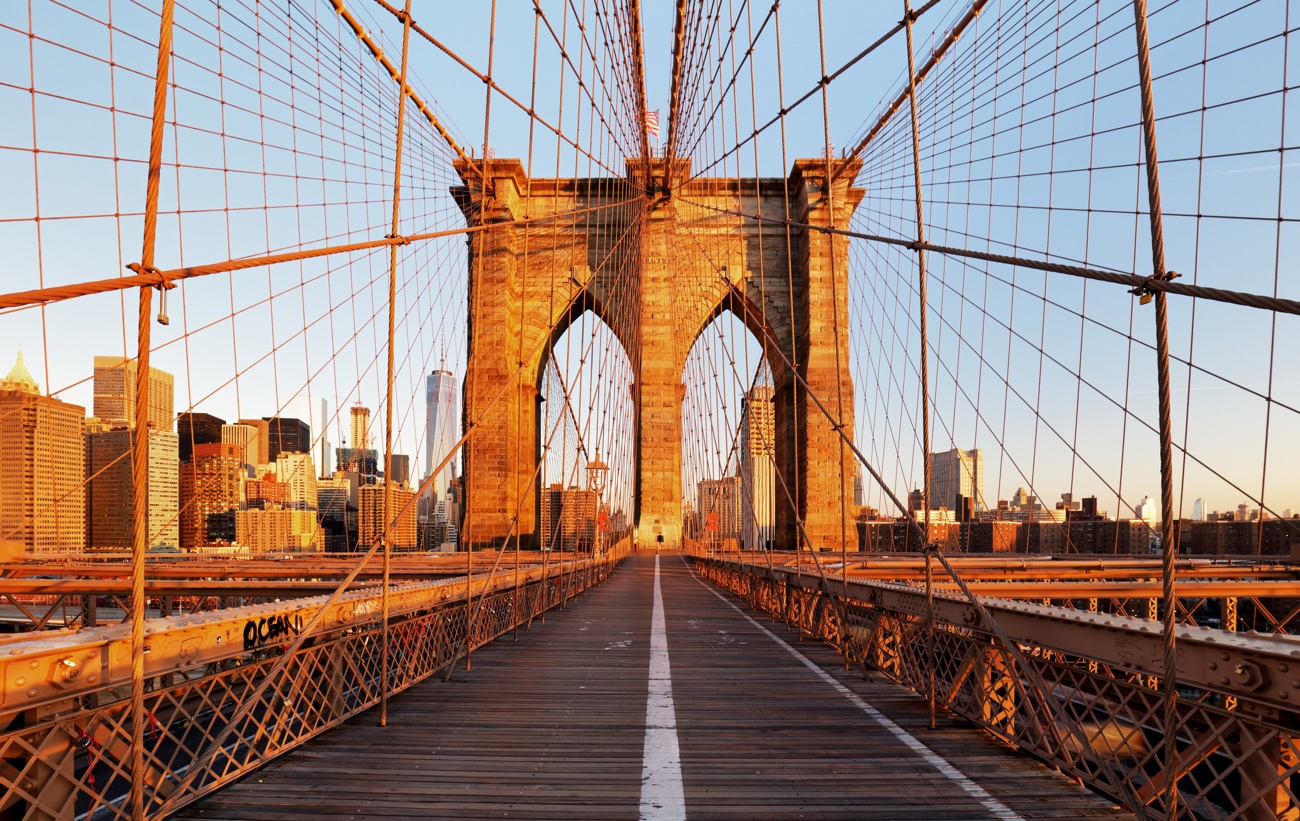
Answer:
[274,451,318,509]
[540,483,562,550]
[262,416,310,459]
[86,428,179,549]
[425,370,458,499]
[387,454,411,487]
[87,354,179,549]
[236,418,270,465]
[927,448,985,512]
[738,385,775,550]
[359,483,418,550]
[179,442,243,548]
[698,476,743,540]
[350,405,370,454]
[92,355,174,431]
[177,412,224,462]
[0,350,86,554]
[539,483,596,551]
[340,404,379,475]
[318,397,331,476]
[221,422,261,466]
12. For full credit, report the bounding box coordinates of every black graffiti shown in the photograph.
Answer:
[243,613,303,651]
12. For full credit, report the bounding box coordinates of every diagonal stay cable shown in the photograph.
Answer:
[0,200,638,311]
[677,198,1300,315]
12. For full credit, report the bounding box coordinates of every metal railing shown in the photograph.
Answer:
[0,544,630,820]
[691,552,1300,821]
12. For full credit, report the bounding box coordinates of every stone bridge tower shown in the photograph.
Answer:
[453,157,863,553]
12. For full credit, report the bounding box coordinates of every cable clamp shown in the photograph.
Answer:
[126,262,175,290]
[386,233,411,246]
[126,262,175,325]
[1130,269,1179,305]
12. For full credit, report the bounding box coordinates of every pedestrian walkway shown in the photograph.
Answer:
[180,550,1131,820]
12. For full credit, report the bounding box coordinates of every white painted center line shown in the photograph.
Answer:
[683,558,1024,821]
[639,554,687,821]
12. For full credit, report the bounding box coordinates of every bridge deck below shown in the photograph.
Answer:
[180,551,1130,820]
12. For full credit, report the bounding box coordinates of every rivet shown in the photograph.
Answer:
[1208,662,1217,671]
[27,688,37,697]
[15,677,25,686]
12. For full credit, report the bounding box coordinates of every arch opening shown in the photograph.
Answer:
[680,309,777,552]
[534,309,635,552]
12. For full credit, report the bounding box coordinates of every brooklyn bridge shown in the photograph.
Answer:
[1,0,1299,818]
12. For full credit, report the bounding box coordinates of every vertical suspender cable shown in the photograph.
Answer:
[128,1,176,817]
[379,0,415,729]
[464,0,500,672]
[901,0,937,732]
[515,4,542,642]
[813,0,851,660]
[1130,0,1180,814]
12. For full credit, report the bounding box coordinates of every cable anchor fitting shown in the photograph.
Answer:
[126,262,175,326]
[1131,269,1179,306]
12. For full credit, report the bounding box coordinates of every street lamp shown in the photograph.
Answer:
[586,454,608,553]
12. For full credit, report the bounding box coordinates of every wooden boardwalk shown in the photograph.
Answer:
[180,551,1131,820]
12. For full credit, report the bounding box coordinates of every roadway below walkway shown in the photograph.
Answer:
[179,550,1131,820]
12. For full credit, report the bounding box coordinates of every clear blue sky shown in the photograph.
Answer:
[1,0,1296,521]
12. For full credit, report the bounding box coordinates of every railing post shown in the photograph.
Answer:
[1238,725,1296,821]
[980,643,1016,738]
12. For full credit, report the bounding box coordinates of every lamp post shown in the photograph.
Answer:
[586,454,608,554]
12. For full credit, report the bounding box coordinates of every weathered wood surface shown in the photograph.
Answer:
[180,550,1131,820]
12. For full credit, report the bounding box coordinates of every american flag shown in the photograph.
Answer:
[645,109,660,142]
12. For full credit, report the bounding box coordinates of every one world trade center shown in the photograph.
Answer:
[425,369,458,501]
